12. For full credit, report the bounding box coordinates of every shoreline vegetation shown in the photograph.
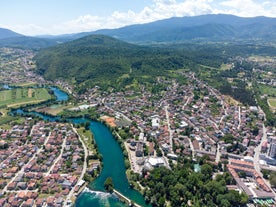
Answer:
[74,125,102,183]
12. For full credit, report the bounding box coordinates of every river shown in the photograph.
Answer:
[13,87,150,207]
[50,86,69,102]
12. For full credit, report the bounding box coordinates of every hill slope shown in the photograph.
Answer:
[0,28,62,49]
[34,35,192,89]
[0,36,59,49]
[0,28,23,39]
[35,34,276,93]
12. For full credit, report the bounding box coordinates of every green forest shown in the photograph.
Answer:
[138,164,248,207]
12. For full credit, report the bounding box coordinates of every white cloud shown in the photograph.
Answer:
[219,0,276,17]
[58,15,103,34]
[6,0,276,35]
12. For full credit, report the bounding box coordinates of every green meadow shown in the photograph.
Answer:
[0,88,52,107]
[268,99,276,108]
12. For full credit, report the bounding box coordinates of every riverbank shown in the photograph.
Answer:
[73,125,101,183]
[75,121,150,207]
[69,125,88,203]
[9,87,150,207]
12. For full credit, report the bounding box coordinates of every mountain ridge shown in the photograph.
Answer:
[0,28,23,39]
[91,14,276,42]
[69,14,276,43]
[0,14,275,49]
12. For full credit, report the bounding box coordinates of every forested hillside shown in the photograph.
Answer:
[35,35,196,90]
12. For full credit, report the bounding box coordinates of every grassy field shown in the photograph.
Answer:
[225,95,241,106]
[35,104,72,116]
[77,127,95,154]
[259,84,276,97]
[268,99,276,108]
[10,82,37,87]
[0,108,25,129]
[220,63,232,70]
[0,88,52,108]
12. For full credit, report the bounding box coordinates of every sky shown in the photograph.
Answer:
[0,0,275,36]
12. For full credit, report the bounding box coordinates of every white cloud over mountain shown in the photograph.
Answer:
[5,0,276,35]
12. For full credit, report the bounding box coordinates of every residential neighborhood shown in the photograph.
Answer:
[77,71,276,205]
[0,120,86,206]
[0,47,275,206]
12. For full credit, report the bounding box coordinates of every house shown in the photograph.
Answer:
[46,197,55,207]
[0,198,6,206]
[55,198,63,206]
[17,191,26,200]
[7,182,16,190]
[11,200,21,207]
[135,142,143,157]
[62,180,72,189]
[17,182,27,190]
[22,199,34,207]
[146,157,165,168]
[62,188,70,195]
[35,198,44,207]
[27,181,36,190]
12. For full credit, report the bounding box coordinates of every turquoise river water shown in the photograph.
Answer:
[13,87,150,207]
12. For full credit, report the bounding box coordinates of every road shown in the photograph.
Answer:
[65,125,88,205]
[219,104,228,126]
[2,132,51,193]
[102,98,132,123]
[186,136,195,159]
[254,124,267,174]
[29,124,35,136]
[215,143,221,163]
[45,136,67,176]
[182,96,192,110]
[253,124,276,196]
[237,106,241,130]
[164,105,173,152]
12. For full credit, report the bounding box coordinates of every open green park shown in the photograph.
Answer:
[259,84,276,97]
[268,99,276,108]
[0,88,52,108]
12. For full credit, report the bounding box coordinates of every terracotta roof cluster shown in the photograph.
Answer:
[228,159,271,193]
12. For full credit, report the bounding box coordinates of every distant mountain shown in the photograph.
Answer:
[0,36,60,49]
[0,28,23,39]
[1,14,275,49]
[0,28,61,49]
[72,14,275,43]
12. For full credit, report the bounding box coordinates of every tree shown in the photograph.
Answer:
[269,173,276,187]
[220,199,231,207]
[84,121,90,130]
[223,134,234,144]
[201,164,213,181]
[156,148,163,157]
[104,177,114,193]
[251,126,259,136]
[158,196,166,207]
